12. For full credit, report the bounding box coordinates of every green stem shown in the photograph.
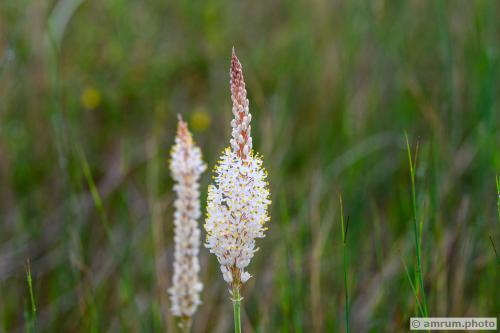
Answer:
[232,286,242,333]
[405,133,428,317]
[26,259,37,332]
[496,175,500,223]
[343,246,350,333]
[339,194,350,333]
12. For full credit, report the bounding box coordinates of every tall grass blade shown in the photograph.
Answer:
[404,132,428,317]
[489,236,499,264]
[401,258,425,317]
[339,194,350,333]
[25,259,37,333]
[496,175,500,223]
[76,144,112,241]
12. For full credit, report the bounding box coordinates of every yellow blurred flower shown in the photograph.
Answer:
[81,87,101,110]
[190,108,211,132]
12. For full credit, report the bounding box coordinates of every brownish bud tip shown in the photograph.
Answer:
[176,116,191,144]
[230,49,245,106]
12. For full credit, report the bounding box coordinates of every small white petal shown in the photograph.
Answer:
[241,271,252,283]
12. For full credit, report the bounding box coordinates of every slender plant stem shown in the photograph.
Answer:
[342,248,349,333]
[402,258,425,317]
[496,175,500,223]
[77,145,113,241]
[405,133,428,317]
[489,236,499,264]
[232,286,242,333]
[494,176,500,265]
[26,259,37,332]
[339,195,350,333]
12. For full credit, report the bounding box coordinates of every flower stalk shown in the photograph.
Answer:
[232,285,242,333]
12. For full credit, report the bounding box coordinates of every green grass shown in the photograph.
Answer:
[25,259,37,333]
[339,194,349,333]
[404,133,428,317]
[497,175,500,223]
[1,0,499,331]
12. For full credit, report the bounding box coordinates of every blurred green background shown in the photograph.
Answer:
[1,0,499,332]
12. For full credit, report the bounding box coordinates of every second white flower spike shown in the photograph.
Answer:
[169,116,206,331]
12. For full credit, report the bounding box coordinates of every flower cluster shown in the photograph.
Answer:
[168,116,206,319]
[205,49,271,289]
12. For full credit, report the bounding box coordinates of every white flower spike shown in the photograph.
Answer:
[205,49,271,293]
[168,116,206,329]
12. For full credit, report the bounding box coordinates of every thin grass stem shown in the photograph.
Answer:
[405,132,428,317]
[26,259,37,332]
[402,258,425,317]
[76,144,113,242]
[496,175,500,223]
[339,195,350,333]
[404,132,428,317]
[489,236,499,264]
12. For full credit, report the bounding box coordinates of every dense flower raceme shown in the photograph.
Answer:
[205,49,271,289]
[168,117,206,318]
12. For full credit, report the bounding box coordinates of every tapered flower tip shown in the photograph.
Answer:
[229,48,252,159]
[230,48,245,105]
[176,114,192,144]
